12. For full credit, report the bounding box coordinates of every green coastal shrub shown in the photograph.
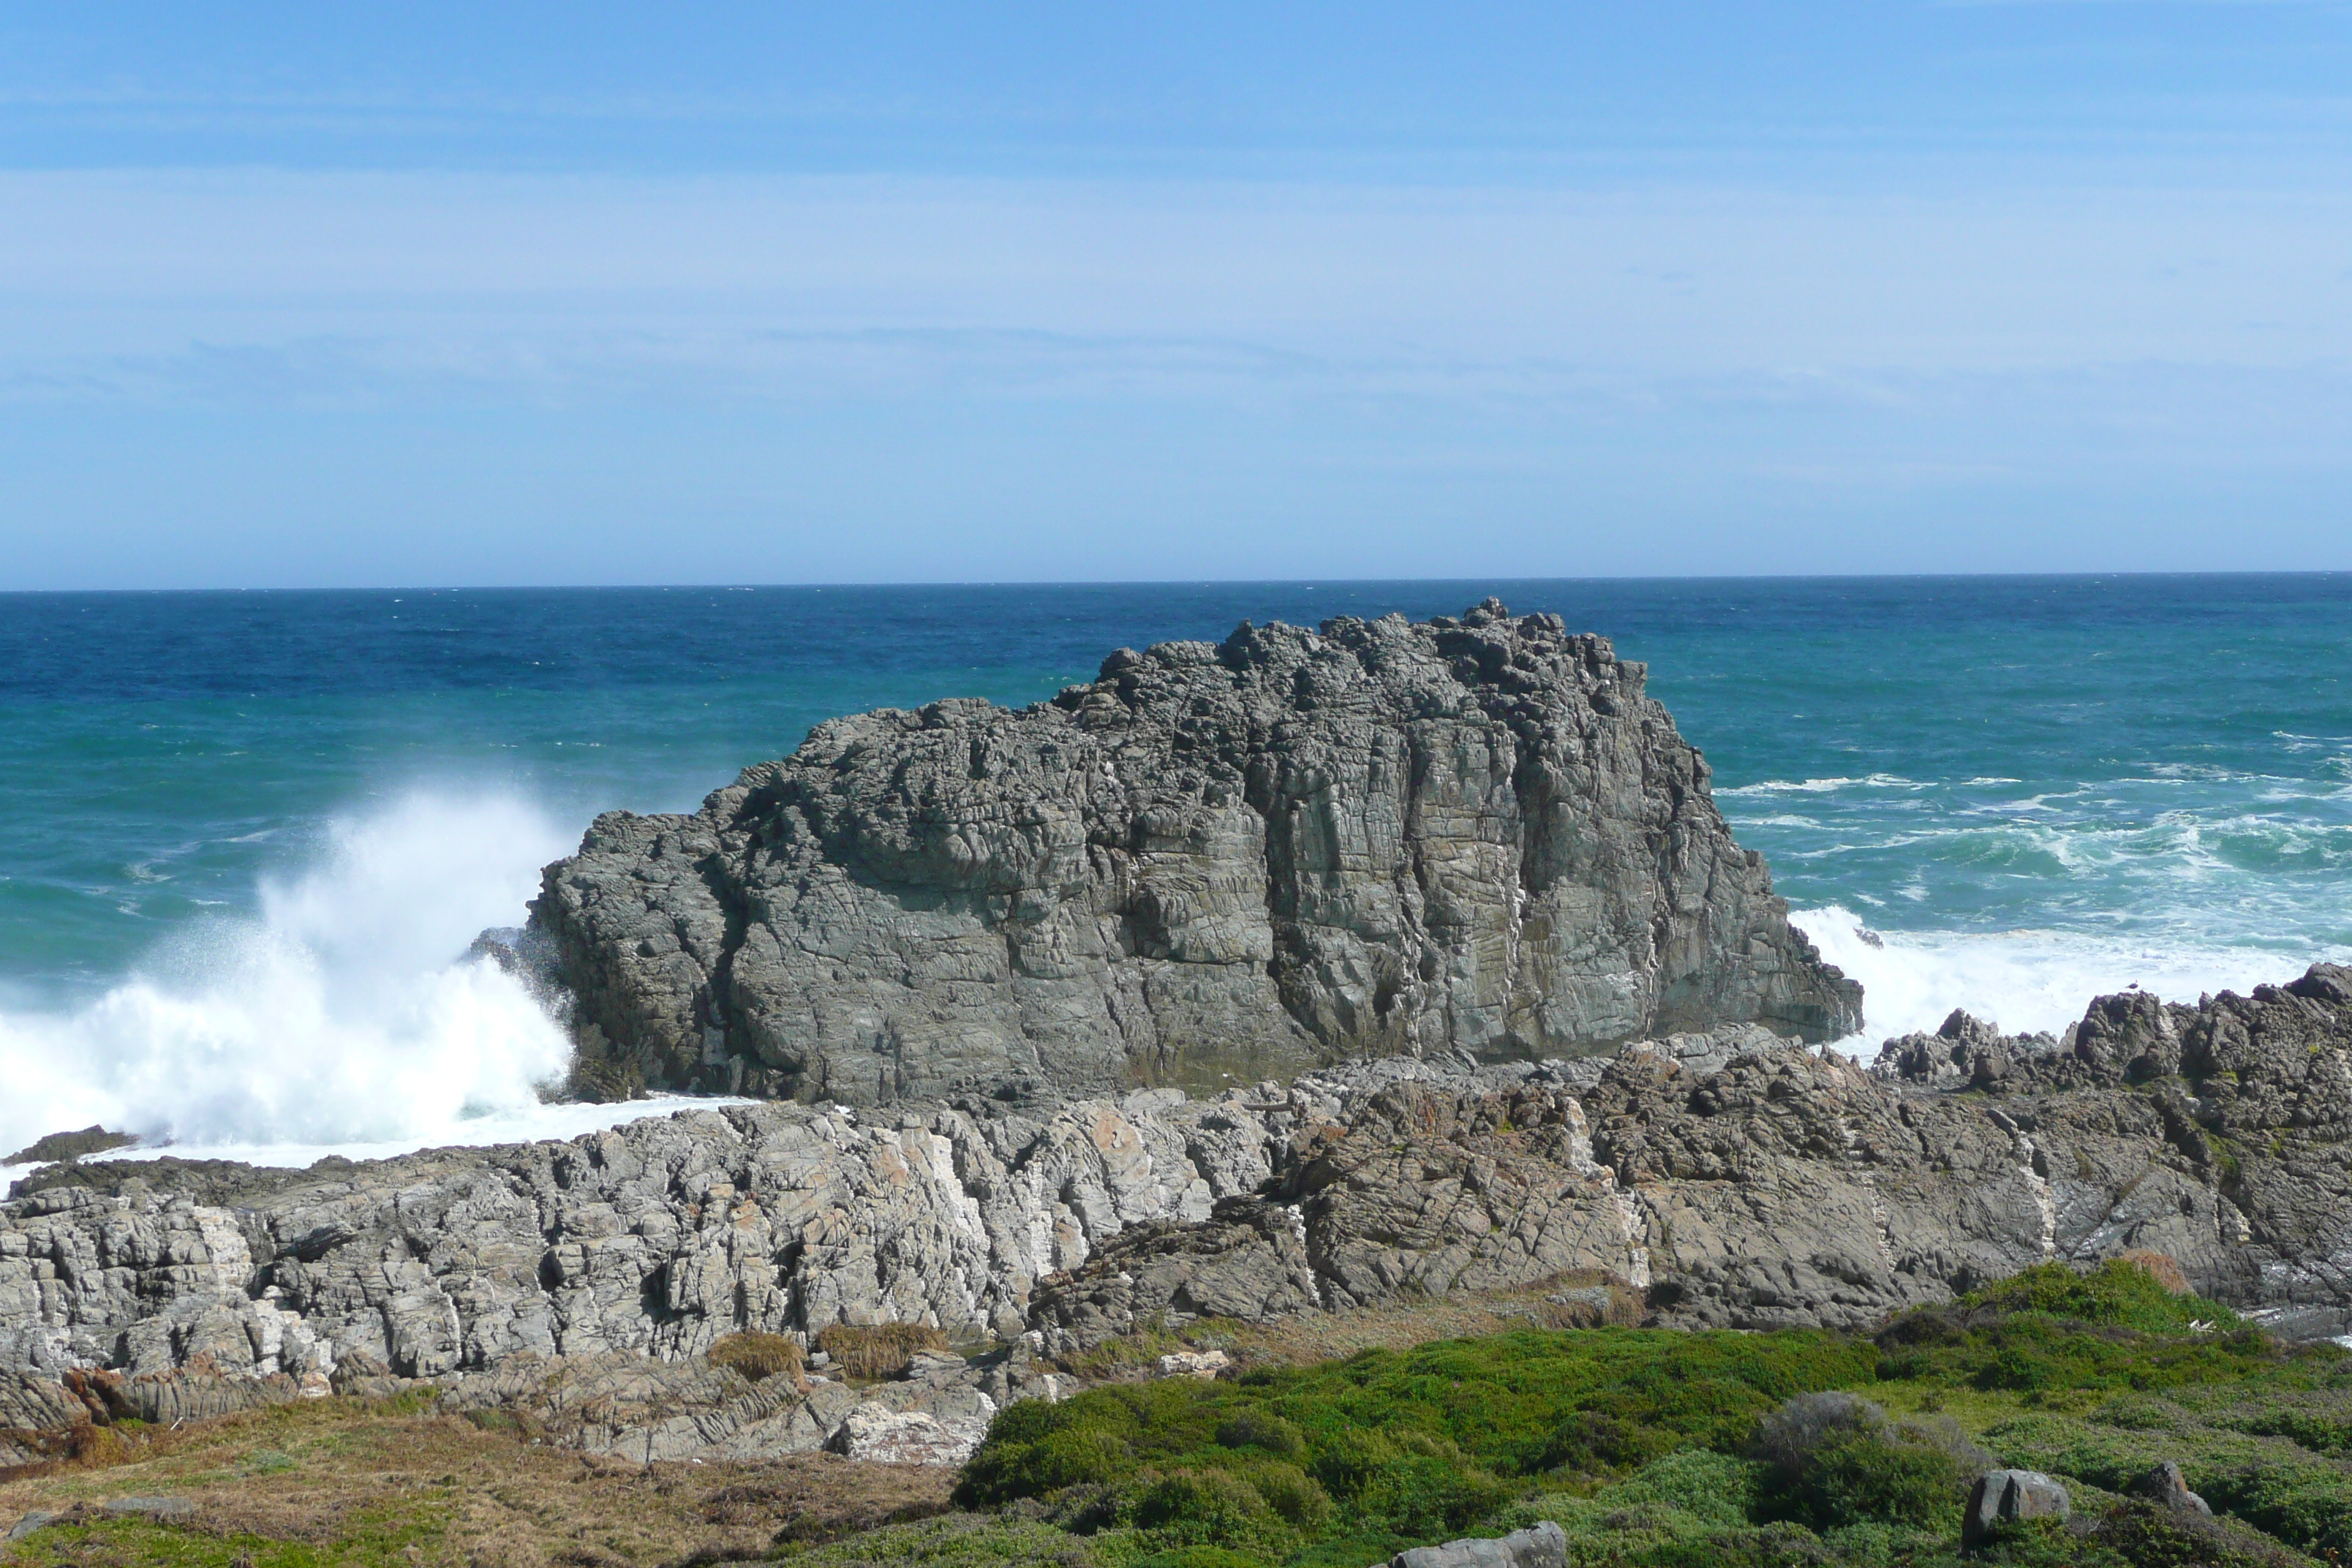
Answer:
[1503,1448,1765,1538]
[1984,1409,2352,1558]
[958,1326,1875,1523]
[1959,1259,2242,1336]
[1305,1426,1401,1502]
[949,1264,2345,1568]
[1750,1394,1989,1532]
[1213,1409,1305,1459]
[1875,1306,2290,1396]
[1784,1430,1967,1530]
[1238,1462,1333,1530]
[1126,1468,1296,1557]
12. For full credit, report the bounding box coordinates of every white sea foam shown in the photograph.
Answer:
[0,792,715,1169]
[1716,774,1925,797]
[1793,904,2349,1054]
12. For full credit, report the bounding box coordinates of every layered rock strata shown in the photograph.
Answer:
[528,600,1860,1104]
[4,967,2348,1465]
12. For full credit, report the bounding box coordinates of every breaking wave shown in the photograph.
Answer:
[0,794,687,1172]
[1794,903,2349,1054]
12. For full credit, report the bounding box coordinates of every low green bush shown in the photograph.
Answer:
[1213,1410,1305,1460]
[1984,1410,2352,1558]
[1240,1463,1333,1531]
[1783,1429,1967,1531]
[943,1264,2349,1568]
[2229,1405,2352,1455]
[1876,1308,2296,1396]
[1749,1394,1989,1533]
[1126,1468,1297,1558]
[1959,1261,2240,1336]
[777,1512,1100,1566]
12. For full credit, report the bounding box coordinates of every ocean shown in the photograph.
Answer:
[3,576,2347,1172]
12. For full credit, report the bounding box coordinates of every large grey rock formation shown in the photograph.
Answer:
[529,600,1860,1105]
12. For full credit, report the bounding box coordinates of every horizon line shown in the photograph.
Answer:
[6,568,2351,598]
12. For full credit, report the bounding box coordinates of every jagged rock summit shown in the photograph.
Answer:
[532,600,1860,1105]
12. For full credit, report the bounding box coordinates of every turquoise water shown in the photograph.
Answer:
[3,577,2348,1158]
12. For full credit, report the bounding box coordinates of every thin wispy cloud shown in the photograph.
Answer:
[3,4,2351,585]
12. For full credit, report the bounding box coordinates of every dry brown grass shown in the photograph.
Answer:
[814,1324,952,1381]
[705,1333,804,1384]
[0,1392,954,1568]
[2118,1249,2192,1294]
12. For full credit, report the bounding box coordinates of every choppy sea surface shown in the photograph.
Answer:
[2,577,2346,1174]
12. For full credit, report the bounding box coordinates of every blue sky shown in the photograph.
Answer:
[5,2,2351,587]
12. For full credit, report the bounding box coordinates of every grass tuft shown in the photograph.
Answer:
[818,1323,955,1380]
[709,1331,807,1384]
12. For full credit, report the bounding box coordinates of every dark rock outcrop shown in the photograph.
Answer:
[1,1127,136,1167]
[528,600,1859,1105]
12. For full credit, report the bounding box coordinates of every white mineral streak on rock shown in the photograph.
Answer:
[1561,1096,1651,1289]
[2006,1126,2059,1261]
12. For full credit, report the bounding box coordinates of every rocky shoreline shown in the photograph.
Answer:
[6,964,2348,1471]
[7,602,2347,1482]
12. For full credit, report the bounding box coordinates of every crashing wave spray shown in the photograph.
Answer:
[1795,902,2351,1052]
[0,794,581,1162]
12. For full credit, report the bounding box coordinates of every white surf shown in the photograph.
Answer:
[0,792,737,1185]
[1795,902,2349,1055]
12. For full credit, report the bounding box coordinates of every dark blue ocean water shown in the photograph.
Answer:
[4,577,2348,1158]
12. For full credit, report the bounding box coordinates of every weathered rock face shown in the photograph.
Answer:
[7,966,2348,1425]
[0,1091,1282,1385]
[529,600,1860,1106]
[1036,965,2352,1346]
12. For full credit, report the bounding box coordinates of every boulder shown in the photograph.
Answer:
[529,602,1860,1106]
[1153,1349,1231,1379]
[827,1405,978,1466]
[1964,1469,2070,1548]
[2133,1460,2212,1516]
[1390,1520,1568,1568]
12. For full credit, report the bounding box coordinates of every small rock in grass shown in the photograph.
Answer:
[104,1496,197,1518]
[1964,1469,2070,1548]
[5,1512,56,1541]
[2134,1460,2212,1516]
[1156,1349,1231,1379]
